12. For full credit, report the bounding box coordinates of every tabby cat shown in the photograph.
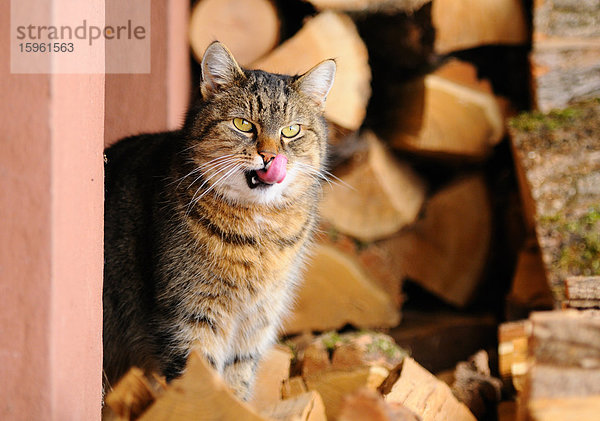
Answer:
[103,41,336,400]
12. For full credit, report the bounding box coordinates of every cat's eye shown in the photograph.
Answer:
[233,118,254,133]
[281,124,301,138]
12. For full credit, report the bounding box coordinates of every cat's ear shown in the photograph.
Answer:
[294,59,336,109]
[200,41,245,97]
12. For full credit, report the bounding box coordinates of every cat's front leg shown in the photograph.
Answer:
[223,312,279,401]
[222,353,261,401]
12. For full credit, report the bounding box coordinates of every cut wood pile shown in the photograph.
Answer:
[104,331,490,421]
[105,0,600,419]
[498,285,600,421]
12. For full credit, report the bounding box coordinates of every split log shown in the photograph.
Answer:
[139,351,267,421]
[305,0,430,13]
[283,243,400,334]
[506,240,554,320]
[529,310,600,369]
[252,12,371,131]
[338,388,421,421]
[521,310,600,421]
[498,320,530,393]
[294,332,407,419]
[386,59,505,159]
[565,276,600,309]
[530,0,600,111]
[251,345,294,410]
[383,357,477,421]
[104,367,165,420]
[189,0,280,66]
[305,367,390,419]
[261,391,327,421]
[282,377,308,400]
[318,228,404,306]
[381,174,492,307]
[301,340,332,379]
[525,395,600,421]
[431,0,528,54]
[320,131,426,242]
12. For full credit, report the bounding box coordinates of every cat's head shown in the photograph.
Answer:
[182,41,336,207]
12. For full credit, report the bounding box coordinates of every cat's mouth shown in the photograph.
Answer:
[245,170,273,189]
[245,154,288,189]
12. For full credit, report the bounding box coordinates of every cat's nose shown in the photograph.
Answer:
[259,151,277,166]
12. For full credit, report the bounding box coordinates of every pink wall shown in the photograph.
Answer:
[0,36,53,420]
[0,3,104,421]
[104,0,190,146]
[1,1,188,419]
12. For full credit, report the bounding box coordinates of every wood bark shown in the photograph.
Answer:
[320,131,426,242]
[383,357,477,421]
[521,310,600,420]
[386,59,505,159]
[283,243,400,334]
[530,0,600,111]
[252,12,371,131]
[565,276,600,309]
[189,0,280,66]
[529,310,600,369]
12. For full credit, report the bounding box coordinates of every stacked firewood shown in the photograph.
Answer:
[104,331,496,421]
[190,0,527,332]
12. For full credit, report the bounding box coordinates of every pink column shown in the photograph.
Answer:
[1,0,188,418]
[0,2,104,420]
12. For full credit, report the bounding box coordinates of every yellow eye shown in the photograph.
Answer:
[233,118,254,133]
[281,124,300,138]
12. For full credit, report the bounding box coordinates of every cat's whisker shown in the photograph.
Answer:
[196,154,238,170]
[192,164,242,204]
[185,161,240,215]
[188,158,239,189]
[168,154,237,187]
[295,162,355,191]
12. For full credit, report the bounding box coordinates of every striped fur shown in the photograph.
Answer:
[103,42,335,400]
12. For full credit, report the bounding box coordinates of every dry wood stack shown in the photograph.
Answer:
[515,309,600,421]
[185,0,530,329]
[104,332,483,421]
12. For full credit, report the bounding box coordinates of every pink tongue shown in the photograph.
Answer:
[256,154,287,184]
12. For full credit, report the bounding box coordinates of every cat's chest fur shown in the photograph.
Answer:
[176,196,314,304]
